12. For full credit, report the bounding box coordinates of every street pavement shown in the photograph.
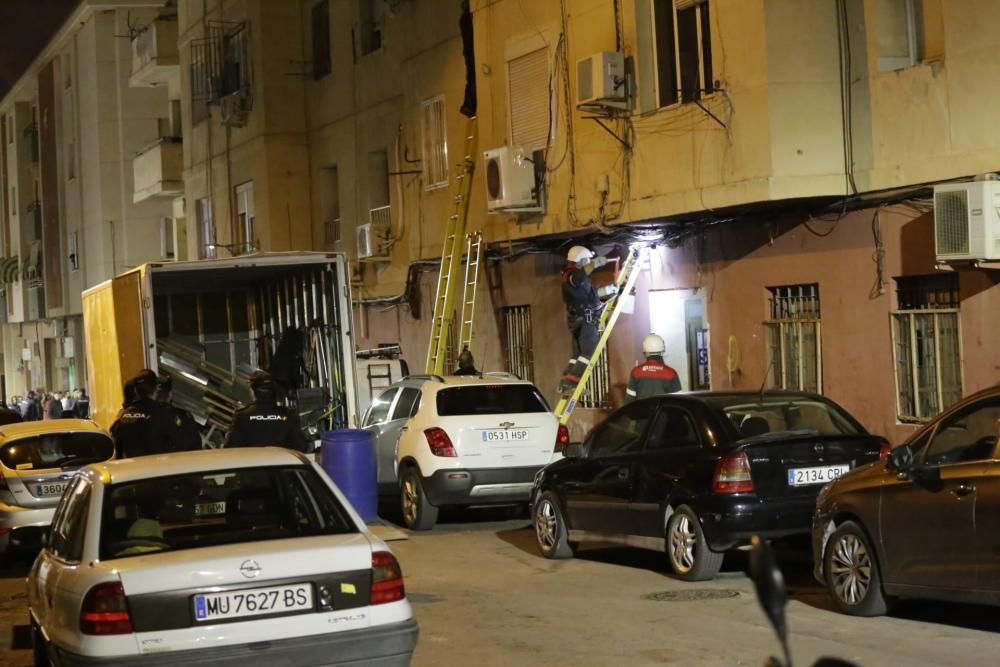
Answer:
[2,509,1000,666]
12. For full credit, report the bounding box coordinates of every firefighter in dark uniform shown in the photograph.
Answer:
[155,374,203,451]
[224,371,307,452]
[453,349,479,376]
[559,245,616,393]
[625,334,682,403]
[110,370,180,458]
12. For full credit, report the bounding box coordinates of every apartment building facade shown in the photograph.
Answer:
[139,1,1000,440]
[0,0,180,399]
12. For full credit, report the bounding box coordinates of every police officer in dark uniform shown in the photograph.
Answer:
[559,246,616,393]
[625,334,682,403]
[453,349,479,376]
[224,371,307,451]
[110,370,179,458]
[155,374,203,451]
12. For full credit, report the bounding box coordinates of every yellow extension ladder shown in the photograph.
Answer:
[457,231,483,358]
[426,116,478,375]
[553,246,645,425]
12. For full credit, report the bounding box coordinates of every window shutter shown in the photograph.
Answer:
[507,47,549,150]
[421,96,448,189]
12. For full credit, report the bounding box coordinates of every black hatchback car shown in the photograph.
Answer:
[532,391,887,580]
[813,385,1000,616]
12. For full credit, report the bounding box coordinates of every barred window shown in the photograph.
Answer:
[501,305,534,382]
[579,354,612,410]
[892,274,962,422]
[421,96,448,190]
[764,284,822,393]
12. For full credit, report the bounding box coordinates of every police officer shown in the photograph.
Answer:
[110,370,179,458]
[155,374,203,451]
[224,370,307,451]
[625,334,682,403]
[559,245,616,393]
[453,348,479,376]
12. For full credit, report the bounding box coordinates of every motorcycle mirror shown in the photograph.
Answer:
[750,536,789,655]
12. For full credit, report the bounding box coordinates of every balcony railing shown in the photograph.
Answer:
[369,205,391,235]
[133,138,183,203]
[130,18,180,88]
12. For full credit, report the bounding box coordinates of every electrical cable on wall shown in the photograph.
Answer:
[869,206,887,299]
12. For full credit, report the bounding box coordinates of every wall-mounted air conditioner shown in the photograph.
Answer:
[357,222,388,260]
[484,146,539,213]
[576,51,627,110]
[933,181,1000,262]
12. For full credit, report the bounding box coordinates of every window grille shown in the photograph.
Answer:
[421,96,448,190]
[579,354,612,409]
[764,284,822,393]
[501,305,534,382]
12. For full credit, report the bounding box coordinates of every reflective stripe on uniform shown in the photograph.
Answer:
[625,388,637,396]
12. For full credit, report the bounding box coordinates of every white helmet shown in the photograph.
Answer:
[567,245,594,264]
[642,334,665,356]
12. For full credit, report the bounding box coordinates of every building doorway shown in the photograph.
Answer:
[648,289,710,391]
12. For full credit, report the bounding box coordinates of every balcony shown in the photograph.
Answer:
[130,18,180,88]
[133,138,183,203]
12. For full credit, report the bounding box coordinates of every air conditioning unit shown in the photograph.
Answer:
[484,146,539,213]
[933,181,1000,262]
[576,51,627,109]
[357,223,388,260]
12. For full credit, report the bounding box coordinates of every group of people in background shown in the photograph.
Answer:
[3,388,89,422]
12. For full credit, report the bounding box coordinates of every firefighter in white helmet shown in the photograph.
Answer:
[558,245,617,394]
[625,334,681,402]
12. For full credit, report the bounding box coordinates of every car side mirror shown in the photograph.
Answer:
[563,443,584,458]
[887,445,914,473]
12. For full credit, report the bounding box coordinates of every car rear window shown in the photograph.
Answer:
[0,432,114,471]
[99,465,357,560]
[436,385,549,416]
[707,396,863,438]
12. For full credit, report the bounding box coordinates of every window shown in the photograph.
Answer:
[367,149,390,236]
[0,432,113,470]
[876,0,944,71]
[160,217,176,259]
[390,387,420,421]
[49,478,91,563]
[585,400,659,457]
[507,46,549,150]
[764,284,822,393]
[892,274,962,422]
[190,53,211,124]
[365,388,398,426]
[356,0,384,57]
[708,395,862,438]
[68,231,79,271]
[579,354,612,409]
[321,166,340,247]
[235,181,255,254]
[99,466,356,560]
[645,406,700,450]
[312,0,332,80]
[197,196,215,259]
[652,0,713,107]
[501,305,534,382]
[921,398,1000,467]
[421,96,448,190]
[436,385,549,416]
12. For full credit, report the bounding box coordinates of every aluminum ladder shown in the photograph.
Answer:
[456,231,483,359]
[553,246,645,425]
[425,116,478,375]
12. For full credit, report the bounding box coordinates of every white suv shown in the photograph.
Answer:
[362,374,567,530]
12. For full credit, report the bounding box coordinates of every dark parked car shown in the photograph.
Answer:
[532,391,887,580]
[813,385,1000,616]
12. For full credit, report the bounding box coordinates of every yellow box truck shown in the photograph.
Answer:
[82,252,360,447]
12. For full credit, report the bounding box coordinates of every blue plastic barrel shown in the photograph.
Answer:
[321,429,378,523]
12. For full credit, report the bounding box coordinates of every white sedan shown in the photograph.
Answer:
[27,447,418,665]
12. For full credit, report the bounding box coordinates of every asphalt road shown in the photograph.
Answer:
[2,510,1000,666]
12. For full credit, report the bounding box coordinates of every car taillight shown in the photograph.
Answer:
[879,438,892,461]
[80,581,133,635]
[713,451,754,494]
[371,551,405,605]
[424,428,457,457]
[555,424,570,453]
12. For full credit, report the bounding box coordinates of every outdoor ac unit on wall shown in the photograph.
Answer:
[357,223,388,260]
[933,181,1000,262]
[484,146,539,213]
[576,51,627,109]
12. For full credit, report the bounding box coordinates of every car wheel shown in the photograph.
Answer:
[824,520,889,616]
[533,491,576,559]
[31,616,51,667]
[400,467,438,531]
[665,506,724,581]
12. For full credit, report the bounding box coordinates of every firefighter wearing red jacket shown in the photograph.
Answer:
[626,335,682,402]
